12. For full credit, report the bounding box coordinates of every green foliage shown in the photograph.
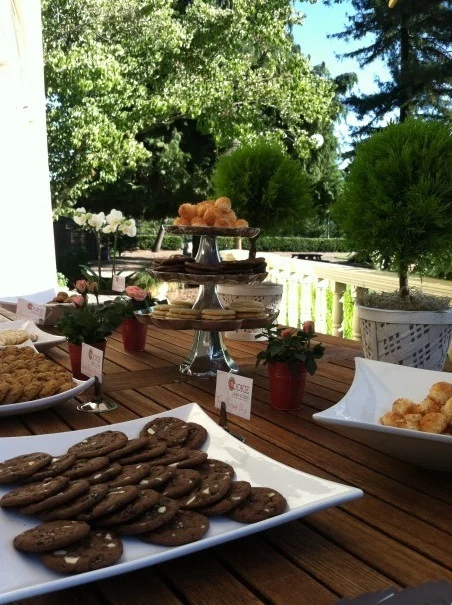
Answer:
[43,0,337,212]
[326,0,452,136]
[212,140,312,233]
[332,120,452,295]
[216,236,348,252]
[56,273,69,287]
[55,246,90,287]
[256,325,325,375]
[56,303,124,345]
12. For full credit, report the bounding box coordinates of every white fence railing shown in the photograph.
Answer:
[221,250,452,341]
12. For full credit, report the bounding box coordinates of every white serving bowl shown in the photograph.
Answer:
[313,358,452,470]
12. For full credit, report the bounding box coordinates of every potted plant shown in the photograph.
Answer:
[256,322,324,410]
[332,119,452,370]
[111,286,152,352]
[56,280,124,379]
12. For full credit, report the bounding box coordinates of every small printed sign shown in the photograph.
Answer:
[16,298,47,324]
[112,274,126,292]
[81,343,104,383]
[215,370,253,420]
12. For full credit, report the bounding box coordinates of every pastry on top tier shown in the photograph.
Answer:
[173,198,249,228]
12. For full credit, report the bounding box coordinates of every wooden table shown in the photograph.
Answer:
[1,320,452,605]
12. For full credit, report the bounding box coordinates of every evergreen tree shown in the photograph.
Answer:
[325,0,452,136]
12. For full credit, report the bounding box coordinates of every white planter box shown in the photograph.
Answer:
[357,305,452,371]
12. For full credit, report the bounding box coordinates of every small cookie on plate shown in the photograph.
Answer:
[228,487,287,523]
[67,431,128,459]
[0,452,52,485]
[14,520,91,553]
[40,530,123,573]
[139,510,209,546]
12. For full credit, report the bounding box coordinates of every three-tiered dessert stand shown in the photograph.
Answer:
[136,225,272,378]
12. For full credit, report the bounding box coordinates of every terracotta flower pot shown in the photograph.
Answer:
[120,317,147,352]
[267,362,307,410]
[68,340,107,380]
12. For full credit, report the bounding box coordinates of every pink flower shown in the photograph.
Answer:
[125,285,147,301]
[75,280,88,294]
[302,320,315,335]
[69,295,85,308]
[281,327,297,338]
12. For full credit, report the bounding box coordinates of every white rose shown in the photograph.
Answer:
[88,212,105,231]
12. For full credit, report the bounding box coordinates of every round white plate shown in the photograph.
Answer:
[0,377,95,417]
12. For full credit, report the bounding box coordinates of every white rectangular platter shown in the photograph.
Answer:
[313,358,452,470]
[0,403,362,604]
[0,319,66,352]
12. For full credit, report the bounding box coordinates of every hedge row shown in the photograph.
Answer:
[134,234,348,253]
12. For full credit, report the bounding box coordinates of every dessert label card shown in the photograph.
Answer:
[16,298,47,324]
[215,370,253,420]
[112,274,126,292]
[81,344,104,383]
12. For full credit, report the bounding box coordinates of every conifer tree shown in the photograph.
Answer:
[325,0,452,136]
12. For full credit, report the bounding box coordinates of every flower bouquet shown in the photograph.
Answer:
[256,322,324,410]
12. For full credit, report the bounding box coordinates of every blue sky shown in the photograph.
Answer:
[293,1,391,148]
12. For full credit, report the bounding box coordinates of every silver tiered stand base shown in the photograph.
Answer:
[180,235,238,378]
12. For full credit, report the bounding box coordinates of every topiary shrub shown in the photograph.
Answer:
[332,119,452,309]
[212,140,313,234]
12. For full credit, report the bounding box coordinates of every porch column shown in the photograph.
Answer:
[0,0,56,298]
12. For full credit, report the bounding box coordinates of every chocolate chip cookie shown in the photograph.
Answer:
[139,511,209,546]
[107,463,151,488]
[107,437,150,461]
[0,452,51,484]
[180,471,232,509]
[14,520,91,553]
[198,481,252,516]
[63,456,110,480]
[38,484,109,521]
[184,423,208,449]
[138,466,176,490]
[95,489,160,528]
[116,496,179,535]
[139,417,189,446]
[20,479,90,515]
[78,485,139,520]
[228,487,287,523]
[67,431,128,459]
[41,530,123,573]
[1,475,69,508]
[161,469,201,499]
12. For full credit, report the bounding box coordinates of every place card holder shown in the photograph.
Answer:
[219,401,246,443]
[77,377,118,413]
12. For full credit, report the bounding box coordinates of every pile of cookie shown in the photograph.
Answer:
[173,197,249,228]
[152,256,267,276]
[0,328,38,346]
[0,417,287,575]
[0,346,77,405]
[47,291,73,304]
[152,301,199,321]
[151,300,268,323]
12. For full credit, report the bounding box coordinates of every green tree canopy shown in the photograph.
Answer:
[43,0,339,214]
[325,0,452,136]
